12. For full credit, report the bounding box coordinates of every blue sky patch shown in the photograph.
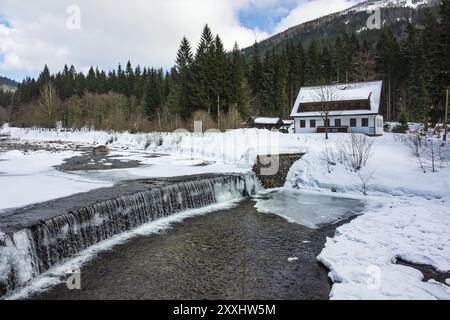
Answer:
[238,1,298,33]
[0,16,11,28]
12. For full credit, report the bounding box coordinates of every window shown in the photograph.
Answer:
[300,120,306,128]
[350,118,357,127]
[310,120,316,128]
[324,119,330,127]
[362,118,369,127]
[335,119,341,127]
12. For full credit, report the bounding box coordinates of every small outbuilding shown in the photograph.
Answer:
[280,120,294,133]
[247,117,284,131]
[290,81,385,136]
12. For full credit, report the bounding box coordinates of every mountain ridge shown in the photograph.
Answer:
[244,0,440,54]
[0,76,17,87]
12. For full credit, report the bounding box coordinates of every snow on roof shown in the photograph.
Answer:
[282,120,294,125]
[290,81,383,117]
[252,117,282,125]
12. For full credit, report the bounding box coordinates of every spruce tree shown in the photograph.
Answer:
[305,41,321,85]
[191,25,215,112]
[175,37,194,119]
[248,41,263,96]
[37,65,51,87]
[376,28,400,121]
[285,41,303,114]
[260,50,287,116]
[124,60,135,97]
[437,0,450,99]
[144,69,163,121]
[228,42,247,115]
[401,24,428,121]
[85,67,97,93]
[213,35,229,113]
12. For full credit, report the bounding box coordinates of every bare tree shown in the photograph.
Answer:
[313,85,340,140]
[426,133,439,173]
[357,168,377,196]
[337,133,374,172]
[321,142,337,173]
[438,140,450,168]
[39,82,59,127]
[406,132,426,173]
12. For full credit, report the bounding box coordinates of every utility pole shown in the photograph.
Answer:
[444,88,449,142]
[217,95,220,132]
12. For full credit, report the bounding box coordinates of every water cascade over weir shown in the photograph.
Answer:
[0,173,260,297]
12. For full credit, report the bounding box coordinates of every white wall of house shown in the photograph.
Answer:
[294,114,384,135]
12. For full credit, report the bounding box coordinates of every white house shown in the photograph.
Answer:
[290,81,384,136]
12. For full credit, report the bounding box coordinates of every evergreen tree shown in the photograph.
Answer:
[228,42,248,115]
[260,50,288,116]
[144,69,163,121]
[437,0,450,102]
[85,67,97,93]
[191,25,215,112]
[248,41,263,96]
[124,60,135,97]
[376,28,400,121]
[305,41,321,85]
[117,63,126,96]
[285,41,304,115]
[213,35,229,113]
[174,37,194,119]
[401,24,429,121]
[107,70,118,93]
[37,65,51,87]
[320,46,334,83]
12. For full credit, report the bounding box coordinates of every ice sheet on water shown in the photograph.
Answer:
[253,189,365,229]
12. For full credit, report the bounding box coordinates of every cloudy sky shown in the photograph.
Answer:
[0,0,363,81]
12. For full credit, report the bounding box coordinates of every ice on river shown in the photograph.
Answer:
[253,189,365,229]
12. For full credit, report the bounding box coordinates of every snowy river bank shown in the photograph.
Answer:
[1,125,449,299]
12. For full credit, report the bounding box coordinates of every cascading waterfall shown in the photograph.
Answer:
[0,172,260,297]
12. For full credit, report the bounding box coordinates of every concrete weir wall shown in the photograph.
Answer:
[0,173,260,298]
[252,153,304,188]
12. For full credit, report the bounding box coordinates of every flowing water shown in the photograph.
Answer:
[31,198,361,300]
[0,173,260,297]
[0,170,365,300]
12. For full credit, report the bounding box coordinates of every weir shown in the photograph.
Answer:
[0,172,260,297]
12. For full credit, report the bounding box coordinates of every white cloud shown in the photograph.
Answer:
[0,0,360,80]
[0,0,269,78]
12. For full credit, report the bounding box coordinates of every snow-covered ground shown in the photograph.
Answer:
[0,125,300,165]
[1,124,449,300]
[0,125,295,210]
[0,150,112,211]
[284,133,450,300]
[0,148,249,211]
